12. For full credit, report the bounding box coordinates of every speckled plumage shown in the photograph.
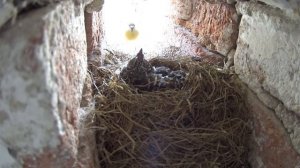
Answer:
[120,49,153,86]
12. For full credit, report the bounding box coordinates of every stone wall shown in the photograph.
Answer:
[246,89,300,167]
[173,0,300,167]
[85,1,103,56]
[234,1,300,167]
[173,0,239,56]
[0,0,101,167]
[1,0,300,167]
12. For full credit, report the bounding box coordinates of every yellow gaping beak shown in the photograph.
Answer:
[125,23,139,40]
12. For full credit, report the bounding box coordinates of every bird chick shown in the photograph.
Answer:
[120,49,153,86]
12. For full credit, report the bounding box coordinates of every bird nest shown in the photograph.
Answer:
[87,57,250,168]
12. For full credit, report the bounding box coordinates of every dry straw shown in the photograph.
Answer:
[89,57,250,168]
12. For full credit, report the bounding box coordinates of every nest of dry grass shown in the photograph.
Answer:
[88,57,250,168]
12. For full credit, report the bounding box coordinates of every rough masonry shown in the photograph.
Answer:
[0,0,94,167]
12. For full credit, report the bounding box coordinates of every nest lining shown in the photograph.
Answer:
[88,57,250,168]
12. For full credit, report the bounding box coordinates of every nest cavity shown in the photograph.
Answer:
[89,57,250,168]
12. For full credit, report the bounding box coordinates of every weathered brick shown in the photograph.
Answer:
[85,10,102,56]
[247,89,300,168]
[173,0,239,55]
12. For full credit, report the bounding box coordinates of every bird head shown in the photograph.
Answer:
[129,23,135,32]
[136,48,144,62]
